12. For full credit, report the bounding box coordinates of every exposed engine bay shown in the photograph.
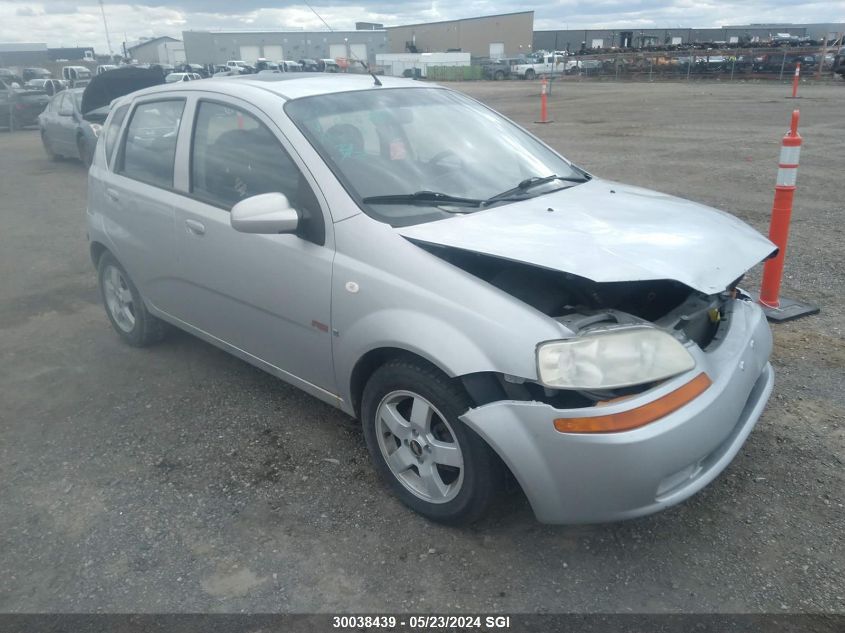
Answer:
[417,243,741,409]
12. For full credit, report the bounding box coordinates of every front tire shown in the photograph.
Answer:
[97,252,167,347]
[361,358,503,525]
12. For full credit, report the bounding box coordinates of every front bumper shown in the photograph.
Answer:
[460,299,774,524]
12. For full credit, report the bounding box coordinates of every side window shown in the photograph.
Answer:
[190,101,324,243]
[118,99,185,189]
[104,104,129,168]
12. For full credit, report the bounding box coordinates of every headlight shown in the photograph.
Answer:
[537,328,695,390]
[88,123,102,137]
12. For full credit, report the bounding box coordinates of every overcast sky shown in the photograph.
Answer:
[1,0,843,52]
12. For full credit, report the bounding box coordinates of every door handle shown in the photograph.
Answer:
[105,188,120,201]
[185,219,206,236]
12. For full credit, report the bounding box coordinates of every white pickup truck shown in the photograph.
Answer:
[513,52,569,79]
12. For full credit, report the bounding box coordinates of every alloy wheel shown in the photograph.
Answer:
[375,390,464,504]
[102,264,136,333]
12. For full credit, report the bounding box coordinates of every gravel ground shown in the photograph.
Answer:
[0,80,842,614]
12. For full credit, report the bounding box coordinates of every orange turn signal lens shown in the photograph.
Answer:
[553,372,713,434]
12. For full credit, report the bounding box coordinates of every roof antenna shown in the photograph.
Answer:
[302,0,382,86]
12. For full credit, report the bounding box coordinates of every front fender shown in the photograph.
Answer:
[331,214,570,407]
[334,307,498,394]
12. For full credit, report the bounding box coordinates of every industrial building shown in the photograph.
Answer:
[182,29,388,66]
[0,43,96,67]
[534,23,845,52]
[125,36,186,66]
[385,11,534,58]
[0,43,49,67]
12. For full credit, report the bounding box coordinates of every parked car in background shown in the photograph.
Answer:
[24,78,49,90]
[771,33,802,47]
[753,53,815,73]
[22,67,52,81]
[254,59,279,72]
[62,65,92,87]
[175,63,209,78]
[478,58,511,80]
[0,67,23,86]
[87,75,775,526]
[0,78,49,129]
[38,89,101,165]
[566,59,603,75]
[43,78,68,96]
[165,72,202,83]
[513,52,567,79]
[280,60,303,72]
[319,58,340,72]
[226,60,253,74]
[40,66,165,166]
[297,59,318,71]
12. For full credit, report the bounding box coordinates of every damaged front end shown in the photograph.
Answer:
[417,244,748,410]
[414,245,775,524]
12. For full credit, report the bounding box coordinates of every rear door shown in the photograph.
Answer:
[40,92,60,139]
[55,93,78,153]
[102,96,187,314]
[172,96,336,396]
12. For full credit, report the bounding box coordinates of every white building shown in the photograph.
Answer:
[126,36,186,66]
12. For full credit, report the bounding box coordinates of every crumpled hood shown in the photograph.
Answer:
[396,178,776,295]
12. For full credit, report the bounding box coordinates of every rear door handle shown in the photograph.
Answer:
[105,188,120,201]
[185,219,206,236]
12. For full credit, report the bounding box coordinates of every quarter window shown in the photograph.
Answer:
[190,101,324,242]
[104,104,129,168]
[119,99,185,189]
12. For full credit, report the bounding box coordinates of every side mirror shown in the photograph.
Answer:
[230,192,299,234]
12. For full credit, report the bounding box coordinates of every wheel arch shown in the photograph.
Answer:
[348,346,509,422]
[89,240,109,268]
[349,347,451,420]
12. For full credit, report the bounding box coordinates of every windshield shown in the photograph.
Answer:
[285,87,583,226]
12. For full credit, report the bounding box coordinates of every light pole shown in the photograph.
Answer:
[98,0,114,56]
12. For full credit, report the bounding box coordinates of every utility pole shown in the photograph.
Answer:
[99,0,114,56]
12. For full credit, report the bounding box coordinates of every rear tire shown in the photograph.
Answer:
[494,70,505,81]
[525,69,536,80]
[97,252,167,347]
[361,358,503,525]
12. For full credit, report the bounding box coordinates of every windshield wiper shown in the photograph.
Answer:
[362,191,483,207]
[483,174,590,205]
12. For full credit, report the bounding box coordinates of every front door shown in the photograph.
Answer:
[173,97,336,396]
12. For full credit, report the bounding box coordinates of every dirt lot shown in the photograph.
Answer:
[0,81,842,614]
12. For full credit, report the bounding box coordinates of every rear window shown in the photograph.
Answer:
[118,99,185,189]
[104,104,129,168]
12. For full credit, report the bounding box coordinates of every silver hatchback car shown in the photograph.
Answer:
[87,75,776,524]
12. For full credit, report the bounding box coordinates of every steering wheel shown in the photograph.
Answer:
[425,149,464,186]
[427,150,464,176]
